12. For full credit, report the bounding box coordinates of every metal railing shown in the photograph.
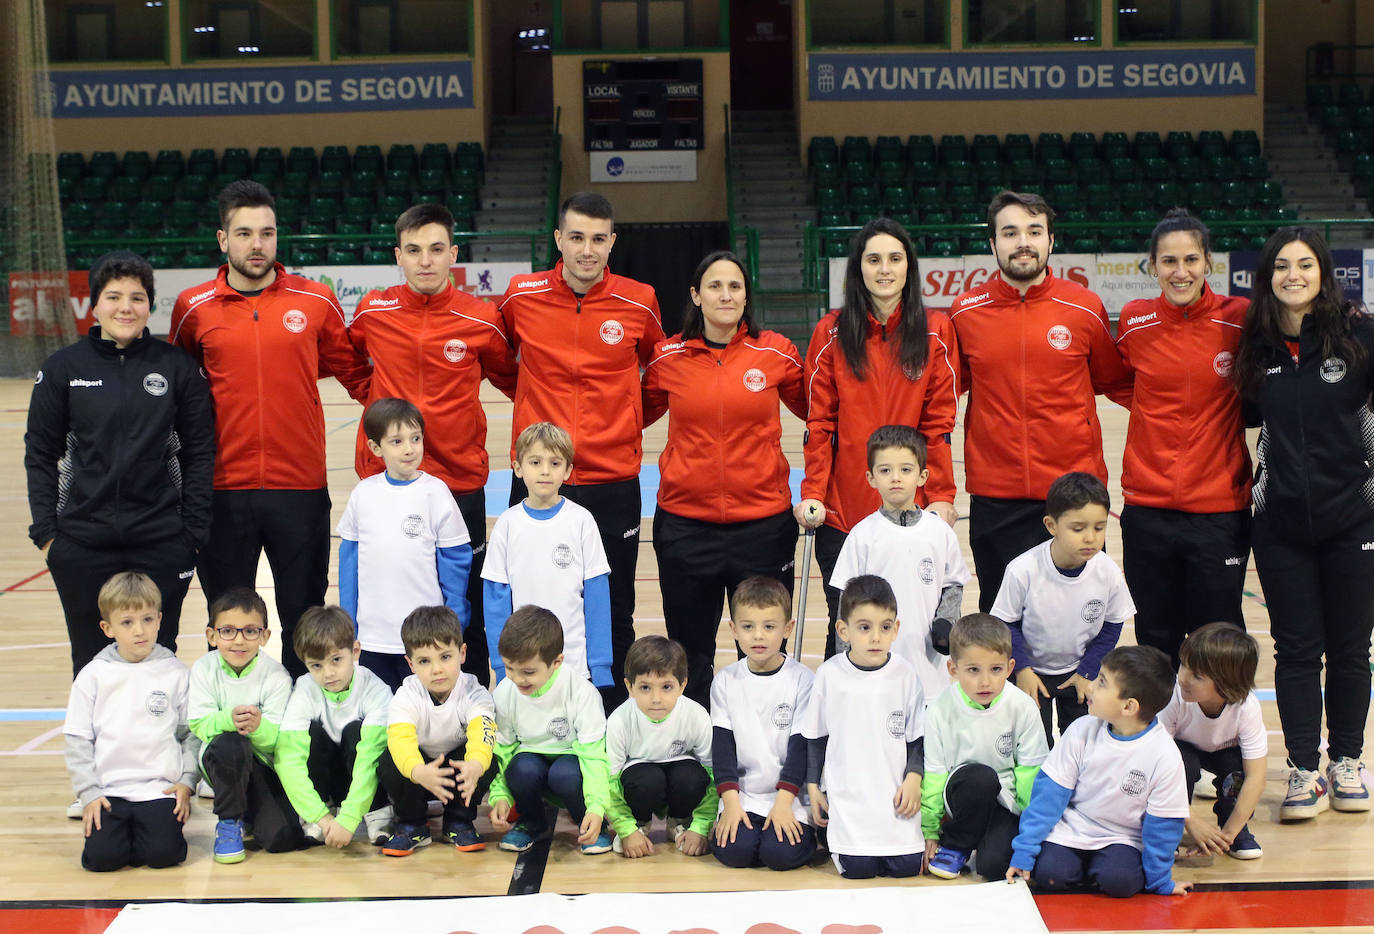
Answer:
[1306,43,1374,83]
[722,102,761,292]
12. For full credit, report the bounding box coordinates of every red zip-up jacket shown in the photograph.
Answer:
[169,264,372,490]
[801,305,960,534]
[642,325,806,524]
[498,261,664,485]
[950,271,1129,500]
[349,282,518,494]
[1113,286,1251,513]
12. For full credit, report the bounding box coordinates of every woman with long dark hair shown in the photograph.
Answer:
[796,217,960,656]
[643,250,806,705]
[1233,226,1374,821]
[1114,210,1251,666]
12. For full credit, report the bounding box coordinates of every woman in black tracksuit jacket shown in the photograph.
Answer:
[1234,227,1374,821]
[25,251,215,677]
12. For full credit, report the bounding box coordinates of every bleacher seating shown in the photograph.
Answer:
[1309,80,1374,209]
[57,142,486,269]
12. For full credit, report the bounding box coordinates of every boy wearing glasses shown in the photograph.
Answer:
[189,587,306,863]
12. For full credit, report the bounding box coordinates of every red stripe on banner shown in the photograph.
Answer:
[1035,888,1374,930]
[0,907,121,934]
[3,567,51,591]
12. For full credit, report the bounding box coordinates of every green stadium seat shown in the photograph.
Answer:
[817,186,845,212]
[1008,159,1038,188]
[888,211,917,227]
[1048,183,1080,209]
[874,135,904,165]
[316,170,345,198]
[1041,158,1072,185]
[353,145,384,174]
[938,135,968,164]
[1270,206,1297,222]
[1230,130,1261,158]
[58,176,76,200]
[1105,236,1138,252]
[446,192,475,217]
[274,197,303,225]
[249,169,279,189]
[220,148,251,177]
[57,152,85,180]
[1307,83,1334,111]
[1173,156,1205,183]
[290,247,324,266]
[844,160,875,186]
[88,151,118,177]
[170,200,200,228]
[1338,82,1365,109]
[812,160,842,188]
[122,151,152,181]
[350,169,380,194]
[1207,156,1238,181]
[1165,132,1194,160]
[1118,182,1151,211]
[280,171,311,198]
[877,162,906,187]
[1184,181,1219,211]
[943,161,975,187]
[417,170,445,201]
[959,234,985,253]
[1238,155,1268,179]
[454,141,483,174]
[1068,236,1100,252]
[387,144,418,175]
[921,208,952,225]
[972,134,1000,163]
[154,150,184,179]
[343,194,374,218]
[809,136,839,165]
[1100,133,1130,161]
[378,194,409,216]
[1153,181,1183,208]
[1108,157,1140,183]
[818,211,848,227]
[75,175,108,201]
[1036,132,1065,162]
[849,184,879,213]
[1068,132,1097,162]
[1213,235,1245,252]
[420,143,451,173]
[1132,132,1162,160]
[1077,158,1109,186]
[144,176,175,203]
[62,201,95,227]
[308,198,340,223]
[910,160,939,185]
[187,148,218,178]
[287,146,318,176]
[1256,180,1284,206]
[914,185,943,211]
[450,168,480,195]
[842,135,871,165]
[882,185,912,211]
[364,247,394,264]
[1321,105,1350,132]
[383,169,414,196]
[108,176,142,201]
[320,145,350,175]
[1004,134,1034,162]
[906,136,936,164]
[947,183,976,206]
[1196,131,1227,160]
[928,238,958,257]
[1142,157,1173,181]
[974,161,1004,187]
[370,217,395,234]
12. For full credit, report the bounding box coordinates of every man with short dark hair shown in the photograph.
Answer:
[348,202,518,686]
[169,180,372,677]
[497,192,665,707]
[950,190,1131,612]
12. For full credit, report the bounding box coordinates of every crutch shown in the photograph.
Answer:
[792,506,819,661]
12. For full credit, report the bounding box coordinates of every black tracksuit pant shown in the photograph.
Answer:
[968,497,1051,613]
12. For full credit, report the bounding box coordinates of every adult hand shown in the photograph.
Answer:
[794,500,826,528]
[928,501,958,527]
[1058,673,1093,705]
[1016,669,1049,701]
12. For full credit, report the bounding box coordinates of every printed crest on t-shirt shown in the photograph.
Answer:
[919,556,936,584]
[552,543,574,568]
[886,709,906,738]
[669,739,689,757]
[146,689,170,716]
[550,716,571,740]
[1120,767,1147,797]
[772,702,794,730]
[1081,598,1106,624]
[996,729,1014,758]
[402,514,424,539]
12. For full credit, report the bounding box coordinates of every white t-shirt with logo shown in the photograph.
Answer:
[710,657,813,824]
[492,665,607,755]
[991,541,1135,675]
[483,499,611,680]
[606,694,712,774]
[1041,716,1189,851]
[337,471,471,654]
[830,509,970,699]
[388,672,495,760]
[800,652,925,857]
[1157,684,1267,759]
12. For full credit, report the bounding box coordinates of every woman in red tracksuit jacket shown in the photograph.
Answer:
[643,250,807,706]
[1113,209,1251,667]
[796,217,960,657]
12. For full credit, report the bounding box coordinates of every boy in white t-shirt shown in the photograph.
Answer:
[607,635,717,858]
[711,576,816,872]
[378,606,498,856]
[992,472,1134,747]
[830,425,969,700]
[65,572,198,872]
[488,605,615,855]
[274,606,395,850]
[338,397,473,691]
[922,613,1048,882]
[483,422,612,690]
[802,574,925,879]
[1160,623,1267,859]
[1007,645,1192,897]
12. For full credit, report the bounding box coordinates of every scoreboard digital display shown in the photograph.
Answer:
[582,59,704,152]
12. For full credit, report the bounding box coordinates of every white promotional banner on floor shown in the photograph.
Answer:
[105,883,1049,934]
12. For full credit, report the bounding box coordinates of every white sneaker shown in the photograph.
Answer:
[612,821,650,854]
[196,779,214,799]
[1327,757,1372,812]
[301,819,325,844]
[1195,769,1218,799]
[364,806,394,846]
[67,798,84,820]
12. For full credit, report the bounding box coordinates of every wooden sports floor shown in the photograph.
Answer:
[2,376,1372,933]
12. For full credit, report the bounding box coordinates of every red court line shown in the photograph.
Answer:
[1,907,120,934]
[3,567,51,591]
[1035,888,1374,930]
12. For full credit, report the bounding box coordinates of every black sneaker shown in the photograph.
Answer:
[443,820,485,852]
[1227,825,1262,860]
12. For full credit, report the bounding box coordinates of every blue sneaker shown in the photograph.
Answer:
[443,820,486,852]
[1227,825,1262,860]
[927,845,969,879]
[381,824,432,857]
[214,818,245,864]
[581,825,615,855]
[499,822,548,853]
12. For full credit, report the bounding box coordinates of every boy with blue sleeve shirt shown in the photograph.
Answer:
[274,606,394,849]
[190,587,305,862]
[483,422,612,688]
[338,398,472,691]
[1007,645,1192,898]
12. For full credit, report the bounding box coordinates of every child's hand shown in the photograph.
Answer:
[620,829,653,858]
[715,792,751,846]
[676,829,710,857]
[807,784,828,827]
[232,704,262,735]
[165,783,192,822]
[577,811,603,846]
[1184,815,1232,856]
[316,814,351,848]
[763,795,802,845]
[893,773,921,818]
[1015,669,1048,701]
[490,799,513,830]
[924,838,941,870]
[451,758,485,806]
[1169,880,1194,896]
[1006,866,1032,884]
[1058,673,1093,705]
[794,499,826,528]
[411,754,456,804]
[83,797,111,837]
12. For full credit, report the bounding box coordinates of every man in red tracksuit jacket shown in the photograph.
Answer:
[498,192,665,707]
[950,190,1131,612]
[169,180,372,677]
[349,202,518,686]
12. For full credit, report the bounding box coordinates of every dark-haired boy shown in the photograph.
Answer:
[275,605,394,849]
[992,471,1134,746]
[1007,645,1191,897]
[498,192,665,707]
[171,179,372,678]
[189,586,305,863]
[338,397,473,690]
[379,606,497,855]
[349,203,518,685]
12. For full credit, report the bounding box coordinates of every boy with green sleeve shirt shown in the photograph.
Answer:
[922,613,1049,881]
[488,605,614,854]
[189,587,306,863]
[275,606,395,849]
